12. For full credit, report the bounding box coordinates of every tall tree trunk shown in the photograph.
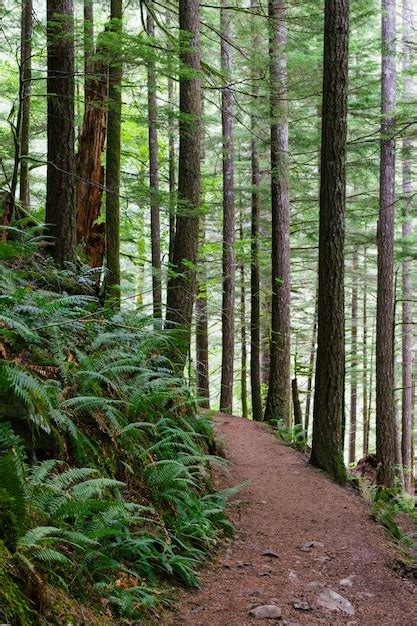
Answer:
[261,293,271,386]
[264,0,291,424]
[105,0,123,305]
[19,0,32,212]
[219,0,235,414]
[401,0,414,494]
[311,0,349,484]
[76,1,107,269]
[362,248,370,456]
[376,0,396,488]
[147,7,162,319]
[240,206,248,419]
[166,0,201,366]
[46,0,76,266]
[166,8,176,268]
[250,0,262,422]
[349,246,358,464]
[195,218,210,408]
[305,287,318,435]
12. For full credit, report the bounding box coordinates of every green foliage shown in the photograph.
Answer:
[272,419,307,450]
[0,245,234,623]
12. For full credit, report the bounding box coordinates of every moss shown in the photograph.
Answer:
[0,541,34,626]
[0,488,21,552]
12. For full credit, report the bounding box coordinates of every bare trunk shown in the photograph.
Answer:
[264,0,291,425]
[105,0,123,305]
[46,0,76,266]
[349,246,358,464]
[195,218,210,408]
[292,378,303,428]
[376,0,396,488]
[147,7,162,319]
[362,248,370,456]
[250,0,263,422]
[219,0,235,414]
[165,0,201,366]
[401,0,414,494]
[240,207,248,419]
[19,0,32,211]
[305,287,318,435]
[76,2,107,269]
[166,8,176,268]
[311,0,349,484]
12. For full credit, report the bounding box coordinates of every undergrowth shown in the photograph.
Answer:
[0,228,235,624]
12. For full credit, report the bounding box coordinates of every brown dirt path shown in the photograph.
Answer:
[162,414,416,626]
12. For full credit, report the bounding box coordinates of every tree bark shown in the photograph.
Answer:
[250,0,263,423]
[310,0,349,484]
[165,0,201,366]
[76,2,107,269]
[166,8,176,268]
[147,7,162,319]
[105,0,123,306]
[305,287,318,435]
[349,246,358,464]
[376,0,396,488]
[401,0,414,494]
[240,206,248,420]
[19,0,32,212]
[46,0,76,266]
[264,0,291,425]
[195,218,210,408]
[362,248,370,456]
[292,378,303,427]
[219,0,235,414]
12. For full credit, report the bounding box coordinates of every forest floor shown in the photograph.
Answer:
[160,414,416,626]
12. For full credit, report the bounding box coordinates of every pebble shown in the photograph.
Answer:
[317,589,355,616]
[298,540,324,552]
[248,604,282,619]
[262,549,280,558]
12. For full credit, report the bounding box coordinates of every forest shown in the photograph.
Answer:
[0,0,416,624]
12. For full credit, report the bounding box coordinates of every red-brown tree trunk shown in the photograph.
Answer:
[219,0,235,414]
[46,0,76,266]
[310,0,349,484]
[264,0,291,424]
[376,0,396,488]
[166,0,201,366]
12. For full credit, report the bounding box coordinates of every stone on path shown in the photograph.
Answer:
[317,589,355,615]
[248,604,282,619]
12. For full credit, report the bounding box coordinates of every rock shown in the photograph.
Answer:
[248,604,282,619]
[339,576,354,588]
[306,580,323,590]
[293,601,311,611]
[262,549,280,558]
[248,589,263,597]
[317,589,355,616]
[298,541,324,552]
[288,570,298,582]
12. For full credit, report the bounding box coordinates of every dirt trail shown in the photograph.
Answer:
[161,414,416,626]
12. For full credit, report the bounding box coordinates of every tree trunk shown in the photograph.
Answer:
[310,0,349,484]
[292,378,303,427]
[219,0,235,414]
[105,0,123,306]
[261,293,271,386]
[46,0,76,266]
[19,0,32,212]
[362,248,370,456]
[165,0,201,366]
[250,0,263,423]
[349,246,358,464]
[76,2,107,269]
[195,218,210,408]
[264,0,291,425]
[166,8,176,268]
[376,0,396,488]
[401,0,414,494]
[240,207,248,420]
[147,7,162,319]
[305,287,318,436]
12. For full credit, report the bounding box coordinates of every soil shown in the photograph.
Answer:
[161,414,416,626]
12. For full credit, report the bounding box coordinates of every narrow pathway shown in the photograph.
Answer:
[163,415,416,625]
